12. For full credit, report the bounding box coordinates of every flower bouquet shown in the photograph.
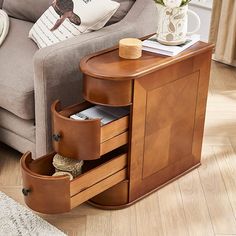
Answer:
[153,0,192,8]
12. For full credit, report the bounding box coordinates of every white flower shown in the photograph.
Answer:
[163,0,182,8]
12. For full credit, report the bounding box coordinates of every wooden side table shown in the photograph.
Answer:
[20,40,214,214]
[81,41,214,208]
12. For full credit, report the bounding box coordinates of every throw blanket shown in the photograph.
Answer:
[0,10,9,46]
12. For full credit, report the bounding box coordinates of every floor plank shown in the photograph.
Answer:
[213,145,236,220]
[0,144,21,186]
[158,182,189,236]
[85,211,112,236]
[111,206,137,236]
[198,146,236,234]
[178,170,214,236]
[135,194,164,236]
[215,235,236,236]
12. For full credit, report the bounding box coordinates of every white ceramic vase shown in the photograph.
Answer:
[156,4,201,46]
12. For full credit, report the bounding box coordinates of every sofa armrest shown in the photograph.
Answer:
[34,0,157,156]
[34,24,135,156]
[34,22,138,88]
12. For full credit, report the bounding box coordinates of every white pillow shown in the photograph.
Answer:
[29,0,120,48]
[0,10,10,47]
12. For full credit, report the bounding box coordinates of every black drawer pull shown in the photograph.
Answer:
[22,188,31,196]
[53,133,61,142]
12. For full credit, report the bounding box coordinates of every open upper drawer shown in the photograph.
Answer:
[21,151,127,214]
[51,100,130,160]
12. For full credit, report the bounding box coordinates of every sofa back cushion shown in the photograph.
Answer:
[3,0,51,22]
[108,0,135,25]
[3,0,135,23]
[0,0,4,9]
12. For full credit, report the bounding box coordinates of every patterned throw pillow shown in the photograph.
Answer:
[29,0,120,48]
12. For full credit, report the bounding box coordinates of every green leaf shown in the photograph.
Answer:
[153,0,191,7]
[180,0,192,6]
[153,0,165,6]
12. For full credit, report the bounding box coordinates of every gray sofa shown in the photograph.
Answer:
[0,0,157,158]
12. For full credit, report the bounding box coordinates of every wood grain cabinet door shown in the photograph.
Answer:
[129,52,212,201]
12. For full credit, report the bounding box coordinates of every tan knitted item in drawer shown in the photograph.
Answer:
[53,154,84,178]
[52,171,73,180]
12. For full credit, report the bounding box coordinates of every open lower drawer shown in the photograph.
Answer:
[21,151,127,214]
[51,100,129,160]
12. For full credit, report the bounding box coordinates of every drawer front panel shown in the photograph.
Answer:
[101,132,129,156]
[21,152,71,214]
[52,101,129,160]
[71,169,127,209]
[101,116,129,142]
[70,153,127,196]
[52,101,101,160]
[83,76,133,106]
[21,151,128,214]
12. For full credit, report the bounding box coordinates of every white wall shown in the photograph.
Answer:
[188,0,213,42]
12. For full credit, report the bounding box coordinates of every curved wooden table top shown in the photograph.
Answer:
[80,40,214,81]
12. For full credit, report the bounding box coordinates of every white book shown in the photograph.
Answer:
[142,34,200,56]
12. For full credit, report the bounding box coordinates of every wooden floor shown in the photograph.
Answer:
[0,61,236,236]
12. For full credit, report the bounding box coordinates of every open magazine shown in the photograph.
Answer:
[70,106,130,126]
[142,34,200,56]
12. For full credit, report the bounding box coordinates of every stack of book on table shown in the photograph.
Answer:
[70,106,129,126]
[142,34,200,56]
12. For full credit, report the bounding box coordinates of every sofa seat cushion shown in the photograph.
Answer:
[0,107,35,142]
[0,17,38,120]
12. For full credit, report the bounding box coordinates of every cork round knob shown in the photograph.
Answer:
[119,38,142,59]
